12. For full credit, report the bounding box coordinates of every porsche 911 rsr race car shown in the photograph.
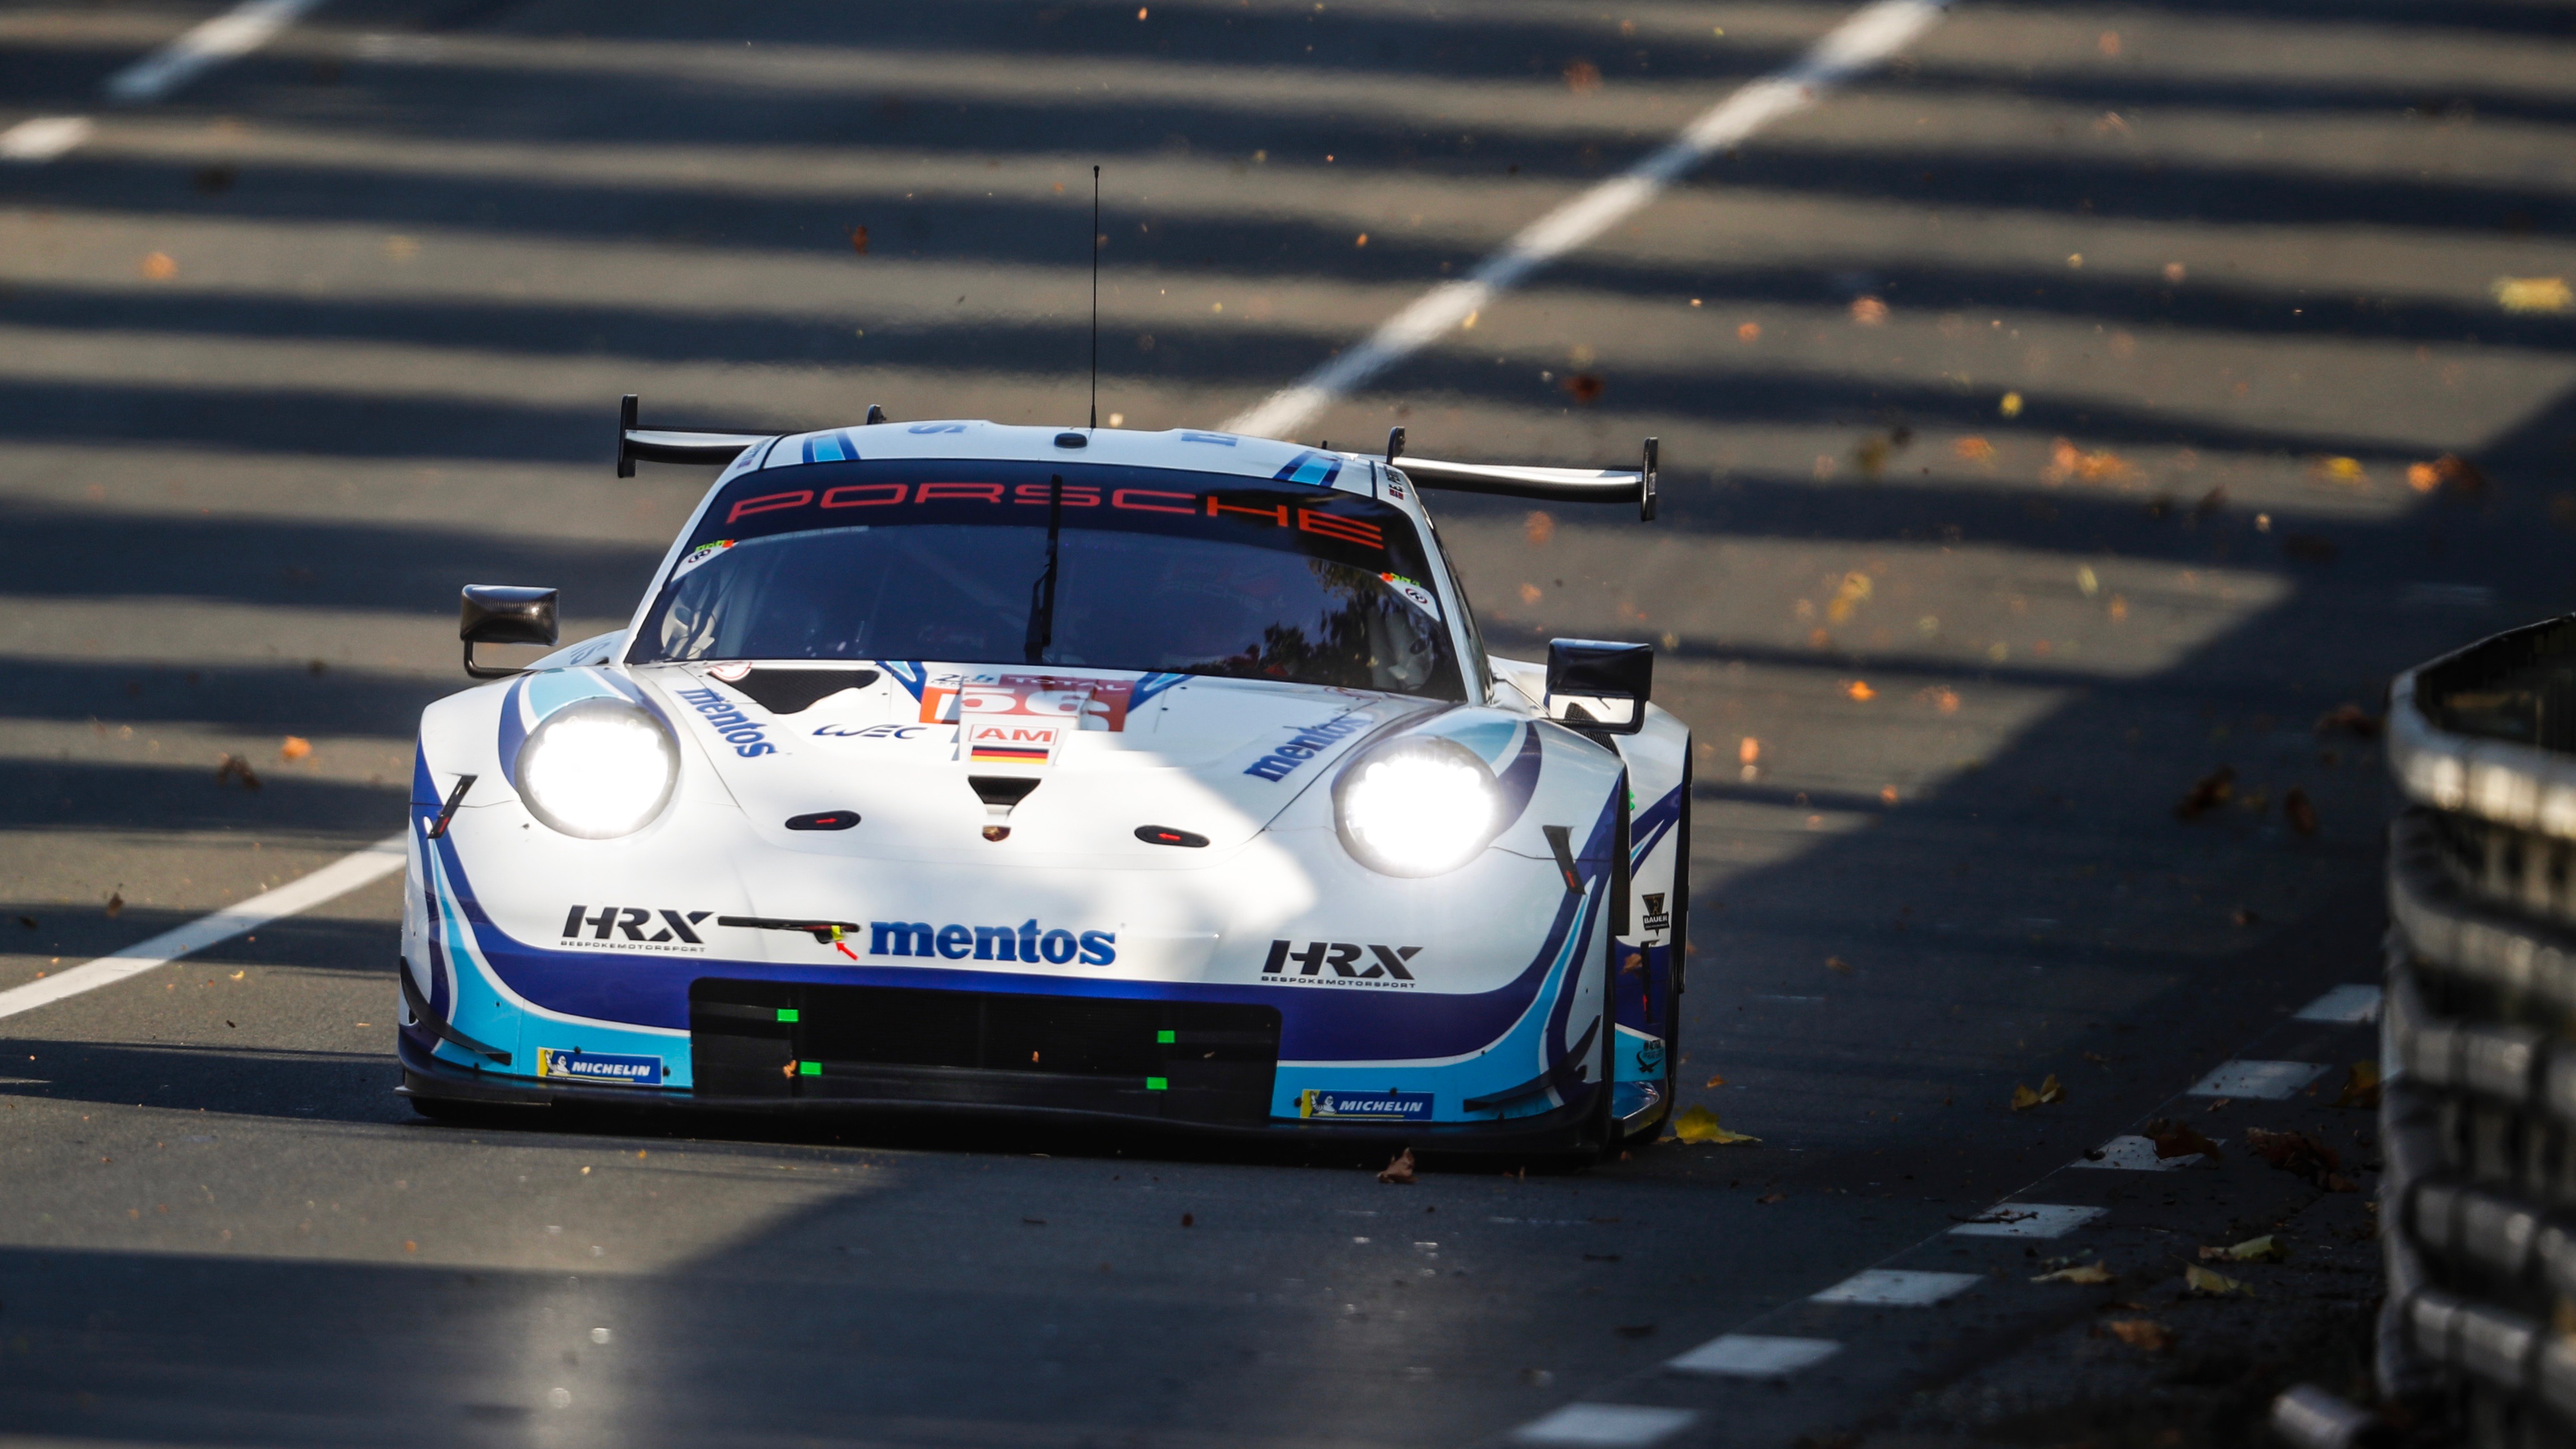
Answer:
[397,401,1690,1154]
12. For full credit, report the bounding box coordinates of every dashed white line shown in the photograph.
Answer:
[0,835,406,1022]
[1947,1203,2106,1239]
[1508,1404,1698,1448]
[5,0,327,166]
[2189,1059,2329,1099]
[2073,1134,2214,1171]
[1810,1268,1980,1306]
[1666,1334,1841,1377]
[0,116,94,162]
[105,0,328,103]
[2293,984,2382,1023]
[1217,0,1949,439]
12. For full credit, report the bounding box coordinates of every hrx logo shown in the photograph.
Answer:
[1261,940,1419,982]
[562,906,713,946]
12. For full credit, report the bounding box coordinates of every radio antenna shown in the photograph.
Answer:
[1088,165,1101,430]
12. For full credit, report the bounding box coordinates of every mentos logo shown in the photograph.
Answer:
[866,919,1116,966]
[675,685,776,759]
[1243,711,1374,782]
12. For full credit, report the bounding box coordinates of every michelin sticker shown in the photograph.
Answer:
[535,1048,665,1086]
[1298,1089,1433,1121]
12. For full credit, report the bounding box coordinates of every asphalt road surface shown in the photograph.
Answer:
[3,1,2574,1445]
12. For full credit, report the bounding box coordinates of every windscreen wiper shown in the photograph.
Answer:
[1023,471,1064,664]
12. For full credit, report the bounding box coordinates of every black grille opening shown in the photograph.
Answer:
[690,979,1280,1123]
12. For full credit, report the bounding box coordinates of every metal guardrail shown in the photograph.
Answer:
[2363,617,2576,1448]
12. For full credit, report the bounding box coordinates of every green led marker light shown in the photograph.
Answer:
[777,1008,800,1023]
[1156,1030,1176,1044]
[1146,1077,1168,1091]
[799,1060,823,1076]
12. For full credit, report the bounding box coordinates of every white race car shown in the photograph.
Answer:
[397,399,1689,1155]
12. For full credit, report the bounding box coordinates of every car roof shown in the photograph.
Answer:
[743,421,1380,499]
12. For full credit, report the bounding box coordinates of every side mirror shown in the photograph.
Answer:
[1544,639,1651,735]
[460,585,560,680]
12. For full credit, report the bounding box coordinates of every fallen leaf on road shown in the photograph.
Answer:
[1524,511,1556,546]
[2199,1235,2287,1263]
[1999,391,2024,418]
[2310,456,2368,485]
[2314,704,2381,738]
[2337,1061,2382,1110]
[1850,296,1889,326]
[15,915,33,929]
[849,225,870,255]
[1953,436,1994,462]
[1844,680,1876,702]
[1180,1212,1195,1226]
[1562,59,1601,92]
[1564,373,1605,404]
[1377,1149,1417,1184]
[2283,788,2318,835]
[2143,1119,2222,1161]
[1672,1105,1758,1144]
[2404,453,2487,496]
[215,754,263,791]
[2493,277,2571,314]
[1704,1074,1727,1089]
[2231,907,2260,927]
[2185,1264,2253,1297]
[141,251,178,280]
[2043,438,2132,484]
[1826,955,1855,974]
[280,736,312,763]
[105,891,124,919]
[2011,1075,2065,1111]
[2033,1262,2115,1284]
[1736,322,1761,343]
[1755,1192,1785,1205]
[2100,1319,2173,1352]
[2245,1127,2348,1189]
[2174,765,2235,820]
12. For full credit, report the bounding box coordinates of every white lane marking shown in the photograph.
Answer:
[0,116,95,162]
[1810,1268,1979,1306]
[1509,1405,1698,1448]
[1666,1334,1841,1377]
[106,0,328,103]
[2189,1059,2329,1099]
[1218,0,1948,439]
[2294,984,2382,1024]
[1948,1203,2106,1239]
[9,0,328,165]
[0,834,406,1022]
[2073,1134,2216,1171]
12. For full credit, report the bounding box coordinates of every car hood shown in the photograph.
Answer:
[628,662,1445,865]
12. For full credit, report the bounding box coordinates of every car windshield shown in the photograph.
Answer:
[630,457,1465,700]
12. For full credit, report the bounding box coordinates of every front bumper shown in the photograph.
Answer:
[395,1029,1604,1153]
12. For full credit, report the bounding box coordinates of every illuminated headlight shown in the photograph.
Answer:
[516,699,678,839]
[1333,736,1503,877]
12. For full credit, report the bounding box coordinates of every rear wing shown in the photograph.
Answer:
[613,399,1658,522]
[1384,427,1658,521]
[615,394,886,477]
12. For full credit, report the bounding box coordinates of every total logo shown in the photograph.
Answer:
[561,906,714,953]
[675,685,776,759]
[1259,939,1419,989]
[866,919,1117,966]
